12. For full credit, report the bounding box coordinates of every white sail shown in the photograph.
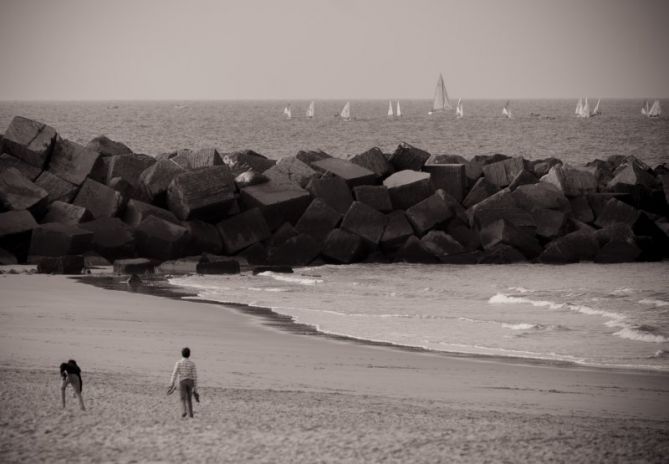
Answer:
[340,101,351,120]
[306,101,315,118]
[575,98,583,115]
[592,99,601,116]
[581,97,591,118]
[502,100,513,118]
[396,101,401,117]
[387,100,394,117]
[641,100,650,116]
[648,99,662,117]
[455,98,463,118]
[283,105,292,119]
[431,73,451,113]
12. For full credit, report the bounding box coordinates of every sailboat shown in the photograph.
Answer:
[428,73,451,114]
[387,100,394,117]
[647,100,662,118]
[575,98,583,115]
[502,100,513,119]
[306,101,315,118]
[283,104,292,119]
[340,102,351,120]
[396,101,402,117]
[575,97,592,118]
[455,98,464,118]
[641,100,650,116]
[592,99,601,116]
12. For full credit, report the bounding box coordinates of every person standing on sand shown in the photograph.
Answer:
[168,347,199,418]
[60,360,85,411]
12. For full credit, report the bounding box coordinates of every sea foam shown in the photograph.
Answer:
[257,271,324,286]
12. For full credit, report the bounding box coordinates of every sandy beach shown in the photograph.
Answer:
[1,272,668,463]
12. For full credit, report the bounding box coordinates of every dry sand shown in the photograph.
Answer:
[0,272,668,463]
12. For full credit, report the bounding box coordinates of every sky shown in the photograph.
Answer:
[0,0,668,100]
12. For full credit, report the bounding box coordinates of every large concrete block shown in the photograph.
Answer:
[41,201,91,225]
[394,235,439,263]
[86,135,133,156]
[541,164,598,197]
[306,174,353,215]
[216,208,271,254]
[405,190,455,235]
[123,199,180,227]
[445,219,481,252]
[462,177,498,209]
[135,215,189,260]
[37,255,85,275]
[295,149,331,167]
[594,240,641,263]
[569,196,594,223]
[80,217,135,260]
[0,210,37,237]
[421,230,465,259]
[389,142,431,171]
[73,178,124,219]
[34,171,78,204]
[423,163,466,202]
[0,247,18,265]
[383,170,432,210]
[0,168,49,214]
[263,157,317,188]
[660,175,669,205]
[594,198,640,228]
[341,201,387,245]
[482,157,527,188]
[530,157,562,178]
[607,158,658,192]
[240,179,311,230]
[234,170,269,188]
[267,233,322,266]
[479,219,542,259]
[167,166,238,221]
[0,153,42,181]
[268,222,299,247]
[107,153,155,186]
[353,185,392,212]
[48,138,101,186]
[113,258,155,275]
[2,116,57,168]
[311,158,377,188]
[322,229,365,264]
[512,182,571,212]
[429,154,481,185]
[295,198,342,242]
[183,220,223,255]
[508,169,538,191]
[539,230,600,263]
[222,150,276,176]
[380,211,413,250]
[469,189,535,232]
[139,159,186,205]
[478,243,527,264]
[350,147,394,178]
[173,148,222,170]
[532,209,567,240]
[28,223,93,257]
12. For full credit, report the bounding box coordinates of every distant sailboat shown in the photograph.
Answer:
[502,100,513,119]
[387,100,394,117]
[641,100,650,116]
[306,101,315,118]
[428,73,451,114]
[283,104,292,119]
[396,101,402,117]
[340,101,351,120]
[575,98,583,115]
[576,97,592,118]
[455,98,464,118]
[647,99,662,118]
[592,99,601,116]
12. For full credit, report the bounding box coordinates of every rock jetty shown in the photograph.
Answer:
[1,116,668,274]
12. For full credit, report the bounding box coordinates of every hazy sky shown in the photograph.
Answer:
[1,0,668,100]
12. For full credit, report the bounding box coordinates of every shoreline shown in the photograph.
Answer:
[75,272,667,375]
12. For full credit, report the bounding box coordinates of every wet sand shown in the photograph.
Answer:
[0,272,668,463]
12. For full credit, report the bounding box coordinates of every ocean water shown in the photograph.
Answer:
[170,262,669,372]
[1,99,668,165]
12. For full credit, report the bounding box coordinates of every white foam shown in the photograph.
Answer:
[613,327,668,343]
[639,298,669,307]
[257,271,323,286]
[612,287,635,295]
[501,323,538,331]
[488,293,564,310]
[508,286,531,293]
[247,287,289,292]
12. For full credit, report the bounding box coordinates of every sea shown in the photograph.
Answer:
[1,99,668,371]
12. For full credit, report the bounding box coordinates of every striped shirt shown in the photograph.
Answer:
[170,358,198,390]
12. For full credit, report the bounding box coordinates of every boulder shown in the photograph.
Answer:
[156,257,199,275]
[139,159,186,205]
[48,138,101,186]
[350,147,394,178]
[37,255,85,275]
[135,215,189,260]
[108,176,151,204]
[472,153,511,166]
[28,223,93,258]
[512,182,571,212]
[234,170,269,188]
[532,209,567,240]
[0,247,18,265]
[0,210,37,237]
[1,116,57,168]
[237,242,267,265]
[445,219,481,252]
[266,233,322,266]
[607,159,658,192]
[661,175,669,205]
[468,189,535,232]
[0,153,42,180]
[41,201,91,225]
[568,196,594,223]
[594,198,640,229]
[268,222,299,246]
[216,208,271,254]
[0,168,49,214]
[422,163,466,202]
[34,171,78,203]
[462,177,498,209]
[86,135,134,183]
[393,235,439,263]
[594,240,641,263]
[79,217,135,260]
[295,198,341,242]
[240,179,311,230]
[539,230,599,263]
[587,193,631,218]
[405,190,455,235]
[170,149,195,169]
[341,201,387,245]
[321,229,365,264]
[421,230,465,259]
[183,220,223,255]
[264,157,317,188]
[196,258,240,275]
[295,149,332,167]
[541,164,597,197]
[530,158,562,178]
[305,174,353,214]
[82,251,112,267]
[106,153,155,185]
[123,199,180,227]
[72,178,124,219]
[380,211,414,250]
[389,143,431,171]
[167,166,238,221]
[479,219,542,259]
[311,158,377,188]
[113,258,155,275]
[383,170,432,210]
[584,159,614,188]
[430,154,482,185]
[222,150,276,176]
[478,244,527,264]
[632,213,669,260]
[508,169,538,191]
[482,157,527,188]
[352,185,392,212]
